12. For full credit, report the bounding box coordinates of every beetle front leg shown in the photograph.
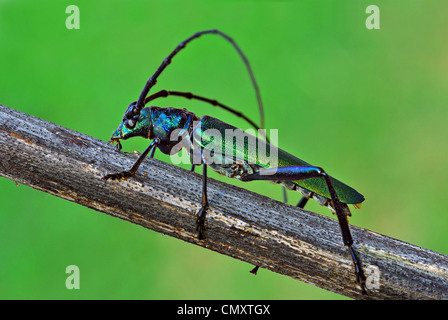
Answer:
[103,139,159,181]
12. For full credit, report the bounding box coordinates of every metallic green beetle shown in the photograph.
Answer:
[103,30,366,293]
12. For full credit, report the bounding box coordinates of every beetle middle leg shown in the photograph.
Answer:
[296,196,310,209]
[196,163,209,240]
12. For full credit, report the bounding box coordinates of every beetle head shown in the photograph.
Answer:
[109,103,152,151]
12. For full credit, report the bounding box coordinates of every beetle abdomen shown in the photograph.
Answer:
[194,115,365,207]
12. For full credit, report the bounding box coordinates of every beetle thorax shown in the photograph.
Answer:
[149,106,197,155]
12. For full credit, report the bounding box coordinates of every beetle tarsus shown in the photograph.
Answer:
[348,246,367,294]
[196,205,208,240]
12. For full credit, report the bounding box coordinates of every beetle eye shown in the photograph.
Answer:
[123,103,136,121]
[124,119,136,129]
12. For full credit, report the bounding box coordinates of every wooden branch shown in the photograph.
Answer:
[1,104,447,300]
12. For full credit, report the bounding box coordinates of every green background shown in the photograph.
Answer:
[1,0,447,299]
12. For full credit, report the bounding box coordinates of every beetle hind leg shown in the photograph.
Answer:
[241,166,367,293]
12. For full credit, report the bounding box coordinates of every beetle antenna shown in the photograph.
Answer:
[144,89,269,143]
[125,30,265,133]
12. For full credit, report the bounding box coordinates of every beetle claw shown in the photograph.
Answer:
[108,138,122,152]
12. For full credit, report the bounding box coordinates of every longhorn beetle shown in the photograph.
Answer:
[103,30,367,293]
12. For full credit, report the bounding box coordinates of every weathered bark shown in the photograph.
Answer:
[0,104,447,299]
